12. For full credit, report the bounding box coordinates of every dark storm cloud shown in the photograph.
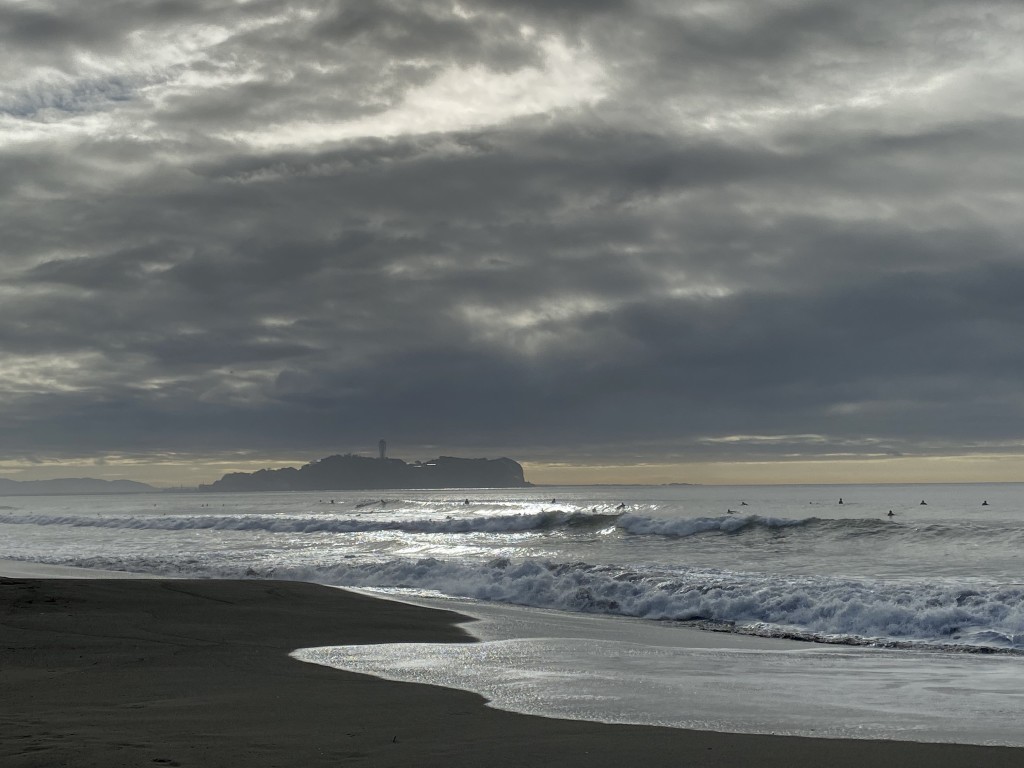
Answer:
[1,0,1023,475]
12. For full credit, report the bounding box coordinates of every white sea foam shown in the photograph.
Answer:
[39,552,1024,651]
[308,559,1024,649]
[0,558,158,579]
[0,509,618,535]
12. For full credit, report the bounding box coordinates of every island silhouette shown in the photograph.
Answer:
[200,453,530,492]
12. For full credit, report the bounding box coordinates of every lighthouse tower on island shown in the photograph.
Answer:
[378,439,387,460]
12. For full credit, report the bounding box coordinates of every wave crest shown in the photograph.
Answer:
[0,510,619,535]
[36,553,1024,652]
[617,513,808,537]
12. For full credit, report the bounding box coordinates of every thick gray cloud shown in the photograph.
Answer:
[1,0,1023,480]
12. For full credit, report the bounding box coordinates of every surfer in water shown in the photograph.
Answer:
[887,510,895,517]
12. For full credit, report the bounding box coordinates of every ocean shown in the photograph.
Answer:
[3,482,1024,744]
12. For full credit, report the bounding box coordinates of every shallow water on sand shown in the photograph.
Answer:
[297,596,1024,746]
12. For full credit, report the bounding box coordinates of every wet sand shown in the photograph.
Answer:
[2,577,1020,767]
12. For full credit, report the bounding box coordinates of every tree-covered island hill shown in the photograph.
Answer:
[200,453,531,492]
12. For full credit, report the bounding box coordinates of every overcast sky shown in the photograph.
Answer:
[3,0,1024,485]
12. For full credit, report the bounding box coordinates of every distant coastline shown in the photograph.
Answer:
[199,453,531,492]
[0,478,156,497]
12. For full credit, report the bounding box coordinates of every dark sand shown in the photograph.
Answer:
[2,578,1020,767]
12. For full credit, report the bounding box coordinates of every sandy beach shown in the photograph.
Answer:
[2,577,1021,768]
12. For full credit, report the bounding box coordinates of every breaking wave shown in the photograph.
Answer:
[0,510,619,535]
[39,552,1024,653]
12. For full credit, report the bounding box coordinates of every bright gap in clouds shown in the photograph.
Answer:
[457,296,615,358]
[0,352,106,396]
[235,37,608,149]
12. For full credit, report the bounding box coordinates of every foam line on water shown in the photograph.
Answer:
[39,553,1024,651]
[0,510,619,535]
